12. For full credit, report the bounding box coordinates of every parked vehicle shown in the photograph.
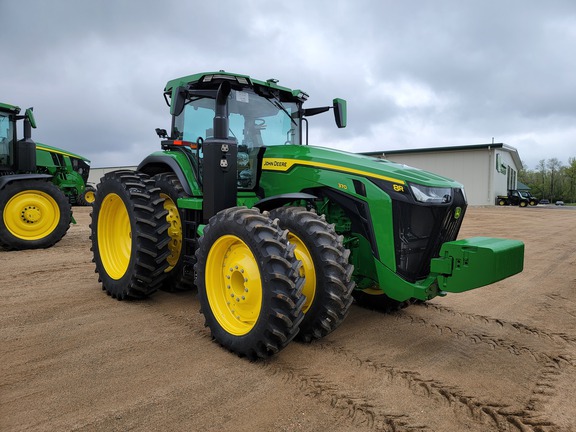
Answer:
[520,191,539,206]
[90,71,525,359]
[1,102,71,250]
[539,199,550,205]
[496,190,529,207]
[555,201,565,206]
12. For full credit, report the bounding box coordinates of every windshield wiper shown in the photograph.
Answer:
[266,96,297,126]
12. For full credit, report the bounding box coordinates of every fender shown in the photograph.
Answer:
[254,192,317,212]
[0,174,52,191]
[137,154,194,195]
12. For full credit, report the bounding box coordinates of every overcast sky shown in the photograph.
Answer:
[1,0,575,171]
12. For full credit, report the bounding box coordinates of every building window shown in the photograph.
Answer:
[507,166,516,190]
[496,153,507,174]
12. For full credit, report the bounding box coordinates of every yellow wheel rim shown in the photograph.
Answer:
[161,193,182,272]
[288,233,316,314]
[205,235,263,336]
[97,193,131,280]
[361,287,384,296]
[84,190,96,203]
[4,190,61,240]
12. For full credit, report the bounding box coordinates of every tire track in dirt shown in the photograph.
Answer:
[396,302,576,430]
[260,359,430,431]
[540,293,576,320]
[525,360,563,416]
[160,303,446,430]
[143,294,572,431]
[303,341,558,432]
[417,303,576,348]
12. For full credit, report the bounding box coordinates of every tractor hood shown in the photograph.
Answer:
[262,145,463,189]
[35,142,91,163]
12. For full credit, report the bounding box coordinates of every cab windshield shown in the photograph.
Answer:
[174,88,301,147]
[0,113,14,167]
[173,87,302,190]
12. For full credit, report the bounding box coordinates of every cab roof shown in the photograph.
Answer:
[164,71,308,101]
[0,102,20,114]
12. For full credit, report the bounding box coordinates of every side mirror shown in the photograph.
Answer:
[171,86,187,116]
[333,98,347,128]
[25,107,36,129]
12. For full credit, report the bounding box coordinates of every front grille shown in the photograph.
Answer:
[392,188,467,282]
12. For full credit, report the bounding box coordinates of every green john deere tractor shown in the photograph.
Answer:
[91,71,524,359]
[0,102,72,250]
[35,143,94,206]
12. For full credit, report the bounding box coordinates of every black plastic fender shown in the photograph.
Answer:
[0,173,52,191]
[137,155,193,196]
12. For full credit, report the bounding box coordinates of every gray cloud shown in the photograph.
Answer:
[1,0,575,170]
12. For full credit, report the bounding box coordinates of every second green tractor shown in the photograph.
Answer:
[91,71,524,359]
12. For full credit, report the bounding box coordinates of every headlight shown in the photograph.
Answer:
[409,183,452,203]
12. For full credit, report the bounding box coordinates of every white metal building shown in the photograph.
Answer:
[88,166,137,185]
[364,143,523,206]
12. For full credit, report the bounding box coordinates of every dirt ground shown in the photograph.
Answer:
[2,205,576,432]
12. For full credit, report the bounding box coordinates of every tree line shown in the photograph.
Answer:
[519,157,576,203]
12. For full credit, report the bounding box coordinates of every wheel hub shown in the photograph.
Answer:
[22,206,42,223]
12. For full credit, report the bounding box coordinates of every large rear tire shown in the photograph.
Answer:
[195,207,305,359]
[153,172,193,292]
[270,207,354,342]
[90,170,171,300]
[0,180,71,250]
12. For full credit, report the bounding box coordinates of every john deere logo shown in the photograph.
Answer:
[454,207,462,219]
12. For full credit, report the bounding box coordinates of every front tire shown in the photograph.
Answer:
[0,180,71,250]
[90,170,171,300]
[77,185,96,206]
[270,207,354,342]
[195,207,305,359]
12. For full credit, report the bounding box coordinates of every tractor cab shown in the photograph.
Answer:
[0,102,37,172]
[160,72,346,191]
